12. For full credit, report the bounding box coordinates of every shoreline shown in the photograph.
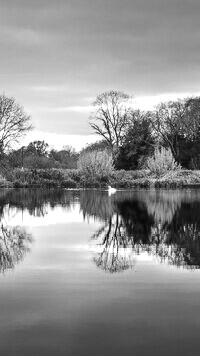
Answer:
[2,168,200,189]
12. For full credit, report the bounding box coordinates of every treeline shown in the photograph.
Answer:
[2,141,79,170]
[1,91,200,174]
[89,91,200,170]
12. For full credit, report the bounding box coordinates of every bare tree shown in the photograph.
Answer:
[90,90,132,149]
[0,94,32,152]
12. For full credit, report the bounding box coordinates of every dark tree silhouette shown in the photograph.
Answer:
[26,140,49,157]
[115,110,155,170]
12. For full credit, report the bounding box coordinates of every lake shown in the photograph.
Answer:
[0,188,200,355]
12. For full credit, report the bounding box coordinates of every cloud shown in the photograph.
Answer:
[51,106,93,113]
[1,26,47,46]
[133,92,200,110]
[1,0,200,138]
[28,105,93,113]
[32,85,70,93]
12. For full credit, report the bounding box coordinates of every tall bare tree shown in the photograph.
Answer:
[90,90,132,149]
[0,94,32,153]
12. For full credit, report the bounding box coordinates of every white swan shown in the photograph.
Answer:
[108,185,116,195]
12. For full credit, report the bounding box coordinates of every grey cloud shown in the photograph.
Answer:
[0,0,200,135]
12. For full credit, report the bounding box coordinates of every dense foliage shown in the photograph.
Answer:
[2,142,79,171]
[78,150,114,183]
[146,147,181,177]
[115,111,154,169]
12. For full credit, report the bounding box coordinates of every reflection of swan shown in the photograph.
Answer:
[108,185,116,195]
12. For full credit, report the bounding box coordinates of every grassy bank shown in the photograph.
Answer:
[2,168,200,189]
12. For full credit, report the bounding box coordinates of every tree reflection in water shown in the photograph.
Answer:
[0,188,82,274]
[0,188,80,219]
[92,215,136,273]
[0,188,82,273]
[80,190,200,272]
[0,224,32,273]
[1,188,200,273]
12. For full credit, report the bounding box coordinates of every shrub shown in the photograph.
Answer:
[146,147,181,177]
[125,170,151,179]
[64,169,81,182]
[78,150,114,181]
[61,178,77,188]
[0,178,13,188]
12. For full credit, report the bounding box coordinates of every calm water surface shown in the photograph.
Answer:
[1,188,200,355]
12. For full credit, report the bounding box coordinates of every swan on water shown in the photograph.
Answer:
[108,185,116,194]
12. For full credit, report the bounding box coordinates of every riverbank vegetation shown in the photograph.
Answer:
[1,91,200,188]
[2,167,200,189]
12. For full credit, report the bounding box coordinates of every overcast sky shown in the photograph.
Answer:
[0,0,200,150]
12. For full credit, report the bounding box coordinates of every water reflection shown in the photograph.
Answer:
[0,190,33,273]
[92,215,136,273]
[80,190,200,271]
[0,188,81,274]
[0,188,78,217]
[0,224,32,273]
[1,188,200,272]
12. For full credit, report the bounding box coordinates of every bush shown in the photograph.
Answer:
[146,147,181,177]
[125,170,151,179]
[63,169,81,182]
[78,150,114,181]
[61,178,77,188]
[0,178,13,188]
